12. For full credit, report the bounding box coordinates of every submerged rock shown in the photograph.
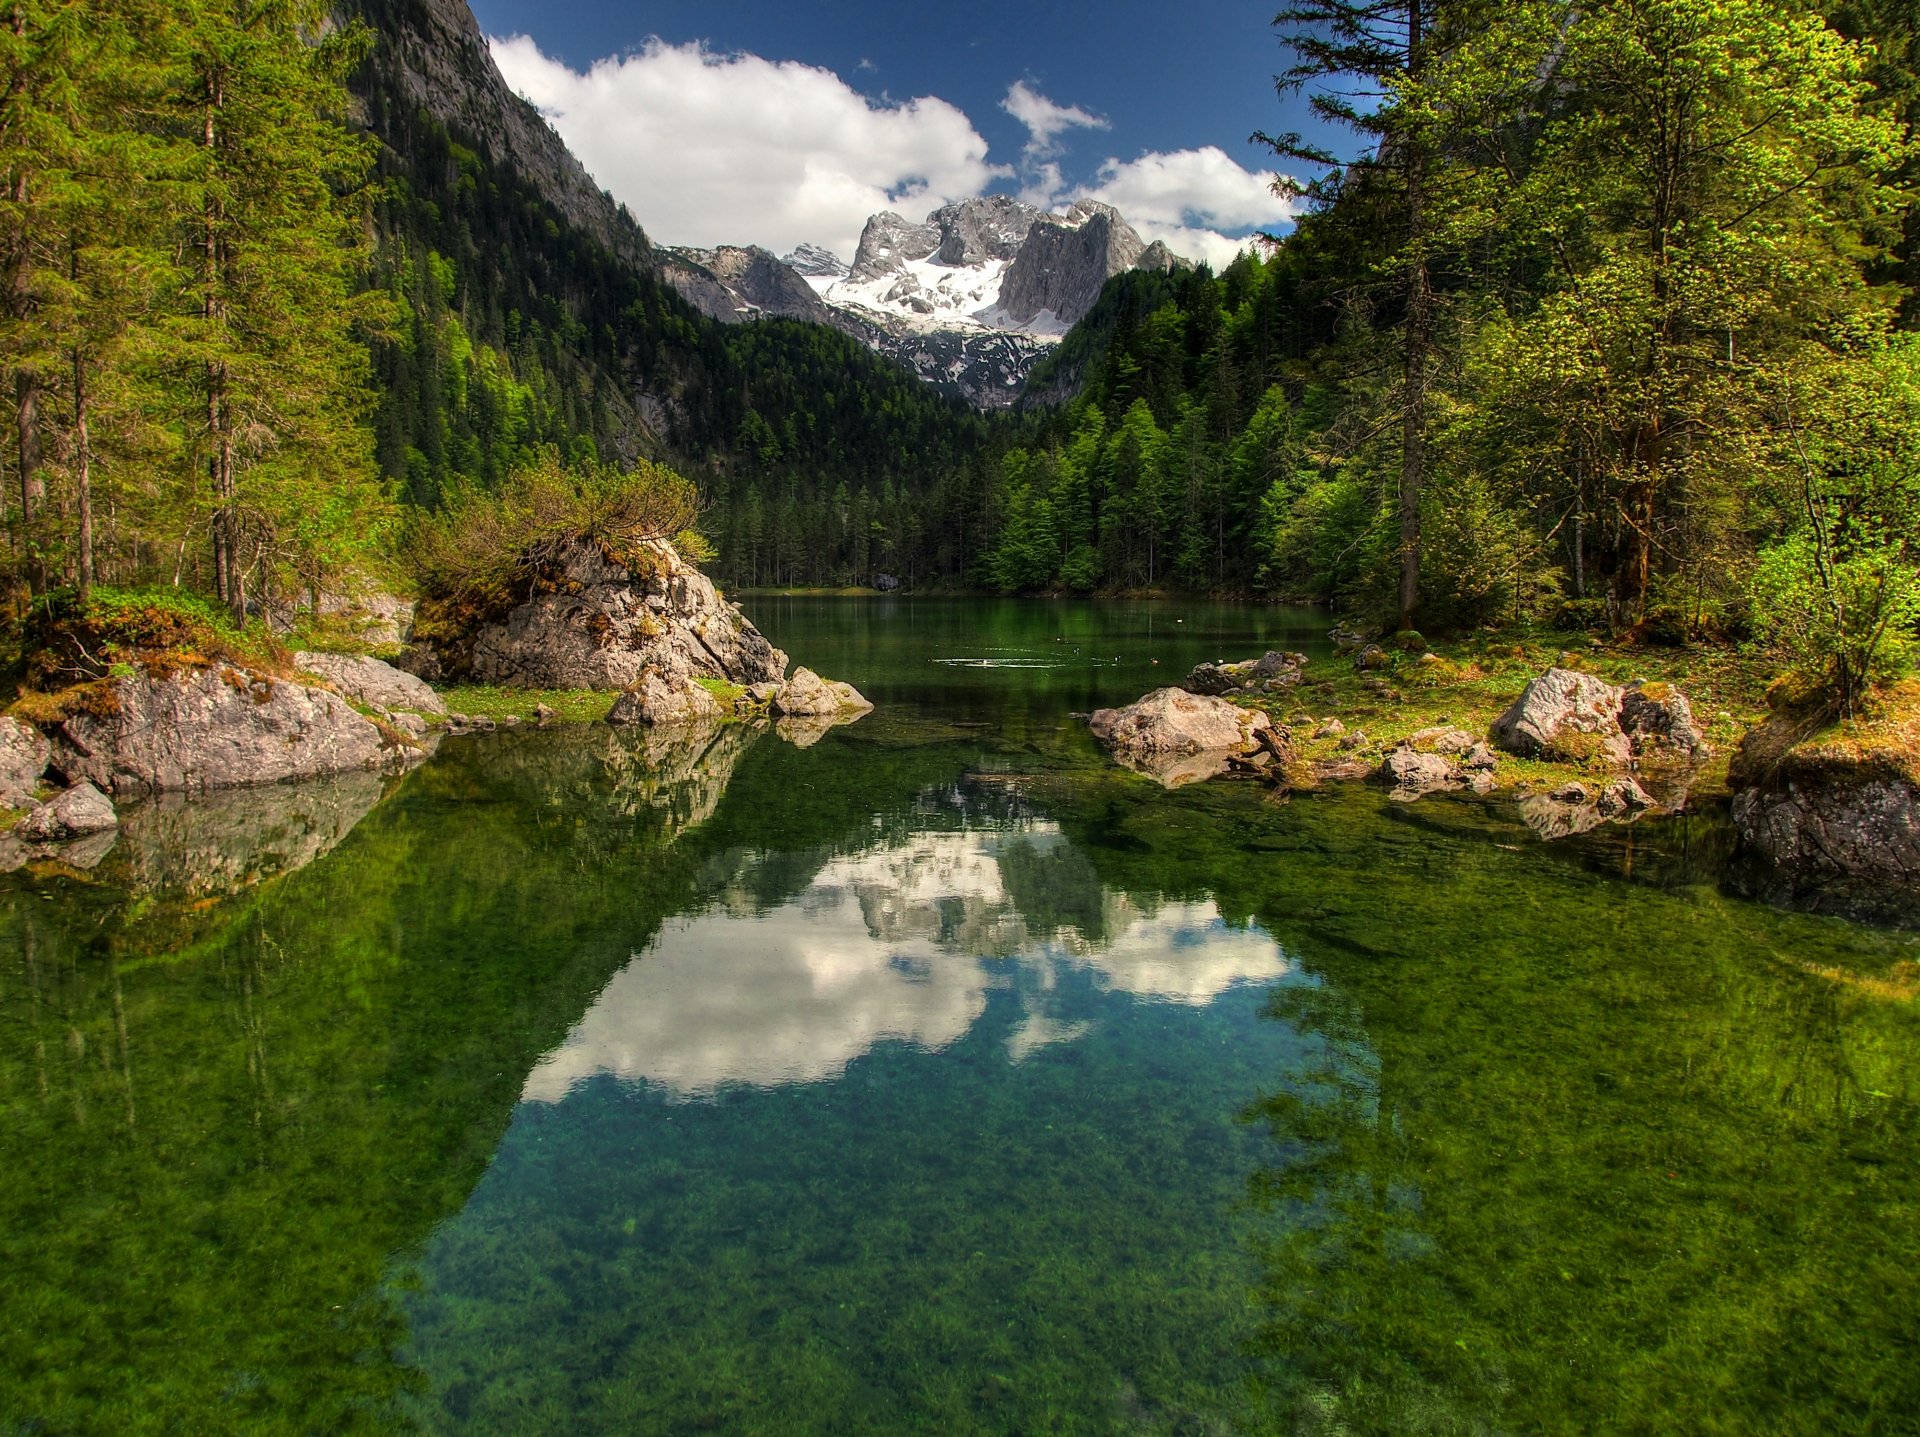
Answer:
[295,651,445,716]
[1089,688,1273,788]
[46,666,418,796]
[0,715,51,807]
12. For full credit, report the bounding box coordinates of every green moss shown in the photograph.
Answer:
[438,686,616,724]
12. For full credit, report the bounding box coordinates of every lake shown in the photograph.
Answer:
[2,598,1916,1436]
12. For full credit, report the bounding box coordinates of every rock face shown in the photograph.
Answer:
[771,667,874,718]
[437,537,788,692]
[1730,720,1920,910]
[1733,775,1920,893]
[46,666,413,796]
[998,201,1167,327]
[660,244,842,326]
[607,669,725,728]
[1089,689,1273,788]
[1,716,51,806]
[13,781,117,841]
[1491,668,1707,767]
[295,652,446,716]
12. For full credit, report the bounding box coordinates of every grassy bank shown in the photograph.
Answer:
[1237,633,1779,794]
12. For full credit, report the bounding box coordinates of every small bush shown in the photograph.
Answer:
[406,448,702,609]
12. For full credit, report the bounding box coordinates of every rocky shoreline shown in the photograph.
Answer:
[2,535,870,871]
[1088,648,1920,915]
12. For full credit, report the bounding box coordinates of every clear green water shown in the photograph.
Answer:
[2,598,1917,1436]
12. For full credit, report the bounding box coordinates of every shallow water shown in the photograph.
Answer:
[2,598,1916,1436]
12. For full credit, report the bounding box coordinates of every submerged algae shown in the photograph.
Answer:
[0,599,1914,1437]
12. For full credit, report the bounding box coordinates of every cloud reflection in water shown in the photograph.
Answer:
[523,824,1290,1102]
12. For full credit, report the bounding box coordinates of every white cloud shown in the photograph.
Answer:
[490,35,1295,277]
[1000,80,1108,207]
[1085,146,1299,268]
[489,34,1008,260]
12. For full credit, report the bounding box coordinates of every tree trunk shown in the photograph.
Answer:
[72,349,91,601]
[1397,0,1430,633]
[15,368,43,592]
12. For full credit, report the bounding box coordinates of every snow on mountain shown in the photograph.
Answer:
[659,196,1188,409]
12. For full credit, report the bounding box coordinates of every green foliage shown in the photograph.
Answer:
[405,449,700,607]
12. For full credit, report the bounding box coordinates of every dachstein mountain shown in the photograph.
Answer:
[661,197,1189,408]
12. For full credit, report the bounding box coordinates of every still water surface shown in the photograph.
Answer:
[2,599,1917,1435]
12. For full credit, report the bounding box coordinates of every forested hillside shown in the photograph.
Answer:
[3,0,1918,700]
[967,0,1920,703]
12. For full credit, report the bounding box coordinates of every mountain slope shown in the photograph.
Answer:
[657,196,1189,409]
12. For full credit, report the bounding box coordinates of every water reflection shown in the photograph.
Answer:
[526,823,1290,1101]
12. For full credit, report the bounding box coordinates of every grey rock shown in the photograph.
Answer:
[0,715,51,807]
[49,667,413,796]
[1378,746,1461,801]
[1620,680,1709,761]
[607,668,725,727]
[847,210,942,281]
[534,702,557,727]
[660,244,839,326]
[1314,718,1348,740]
[1355,644,1394,673]
[387,711,430,740]
[447,536,788,692]
[14,781,118,841]
[1491,668,1633,765]
[1462,742,1499,771]
[1409,726,1478,756]
[998,201,1151,327]
[929,195,1046,266]
[1733,775,1920,890]
[771,667,873,718]
[1184,661,1238,696]
[295,651,446,716]
[1089,689,1272,789]
[1338,729,1369,752]
[782,243,847,279]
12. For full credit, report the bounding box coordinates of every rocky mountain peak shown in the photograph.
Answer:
[782,243,848,280]
[848,212,941,282]
[927,195,1048,266]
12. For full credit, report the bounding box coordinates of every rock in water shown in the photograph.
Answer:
[606,669,726,727]
[1088,689,1273,788]
[295,652,446,716]
[13,781,117,841]
[0,716,51,806]
[1491,668,1633,765]
[1378,746,1462,801]
[48,666,413,795]
[771,668,873,718]
[433,537,787,692]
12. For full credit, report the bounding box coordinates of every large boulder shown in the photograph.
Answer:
[1731,721,1920,910]
[13,781,117,841]
[437,537,787,691]
[46,665,417,795]
[295,651,446,716]
[606,668,725,727]
[1491,668,1632,763]
[1619,680,1708,762]
[0,715,51,806]
[1089,689,1273,788]
[771,667,873,718]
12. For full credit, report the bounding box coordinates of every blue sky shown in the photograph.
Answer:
[469,0,1321,267]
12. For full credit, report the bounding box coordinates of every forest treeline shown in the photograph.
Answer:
[961,0,1920,703]
[3,0,1919,703]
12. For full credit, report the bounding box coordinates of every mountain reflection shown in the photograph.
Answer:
[525,824,1290,1101]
